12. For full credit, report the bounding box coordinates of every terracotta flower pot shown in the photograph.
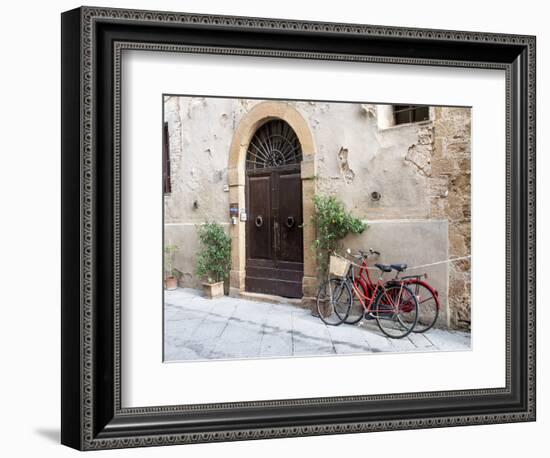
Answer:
[164,276,178,290]
[203,281,224,299]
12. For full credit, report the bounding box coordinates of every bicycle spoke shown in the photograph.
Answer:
[408,282,439,333]
[375,284,418,338]
[316,278,352,326]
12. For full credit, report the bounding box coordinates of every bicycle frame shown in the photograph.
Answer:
[348,258,376,311]
[346,257,408,316]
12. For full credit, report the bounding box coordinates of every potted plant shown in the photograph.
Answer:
[195,222,231,299]
[164,244,179,290]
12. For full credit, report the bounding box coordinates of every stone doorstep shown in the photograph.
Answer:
[238,291,307,308]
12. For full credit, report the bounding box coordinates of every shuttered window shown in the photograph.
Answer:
[162,122,171,194]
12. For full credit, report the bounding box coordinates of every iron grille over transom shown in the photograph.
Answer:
[246,119,302,169]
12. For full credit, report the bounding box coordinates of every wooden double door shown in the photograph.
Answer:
[245,164,304,298]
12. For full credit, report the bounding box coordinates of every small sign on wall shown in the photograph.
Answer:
[229,203,238,218]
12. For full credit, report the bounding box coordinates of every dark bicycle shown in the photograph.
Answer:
[317,250,419,338]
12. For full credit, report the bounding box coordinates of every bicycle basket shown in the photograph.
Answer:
[329,255,350,277]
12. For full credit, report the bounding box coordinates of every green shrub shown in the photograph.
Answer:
[164,244,178,278]
[195,222,232,284]
[311,195,367,275]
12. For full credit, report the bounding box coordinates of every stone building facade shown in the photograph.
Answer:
[163,96,471,329]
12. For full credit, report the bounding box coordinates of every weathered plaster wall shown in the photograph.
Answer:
[164,96,234,224]
[313,104,433,220]
[164,97,436,224]
[163,96,470,328]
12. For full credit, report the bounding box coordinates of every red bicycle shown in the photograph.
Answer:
[318,249,419,338]
[344,249,440,333]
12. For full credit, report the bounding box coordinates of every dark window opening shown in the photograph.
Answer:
[162,122,171,194]
[393,105,430,125]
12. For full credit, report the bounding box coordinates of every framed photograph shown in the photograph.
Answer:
[61,6,536,450]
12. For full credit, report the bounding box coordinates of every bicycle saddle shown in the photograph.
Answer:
[374,263,393,272]
[391,263,408,272]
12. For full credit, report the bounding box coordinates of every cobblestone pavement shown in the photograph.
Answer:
[164,288,471,362]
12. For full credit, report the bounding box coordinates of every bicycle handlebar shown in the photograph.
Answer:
[345,248,381,259]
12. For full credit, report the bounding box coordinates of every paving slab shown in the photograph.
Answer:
[325,323,371,354]
[423,328,471,351]
[292,310,335,356]
[164,288,471,362]
[260,305,293,357]
[407,332,435,349]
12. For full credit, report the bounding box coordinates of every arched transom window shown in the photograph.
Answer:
[246,119,302,169]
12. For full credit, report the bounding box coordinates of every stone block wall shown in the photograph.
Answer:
[429,107,472,329]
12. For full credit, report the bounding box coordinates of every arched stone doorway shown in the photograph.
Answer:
[227,101,317,301]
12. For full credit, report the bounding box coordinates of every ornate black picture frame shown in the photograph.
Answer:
[61,6,536,450]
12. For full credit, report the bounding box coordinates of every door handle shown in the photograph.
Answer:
[286,216,295,228]
[255,215,263,228]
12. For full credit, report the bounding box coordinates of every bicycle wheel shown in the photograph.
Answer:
[408,281,440,333]
[316,278,352,326]
[373,283,418,338]
[344,281,367,325]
